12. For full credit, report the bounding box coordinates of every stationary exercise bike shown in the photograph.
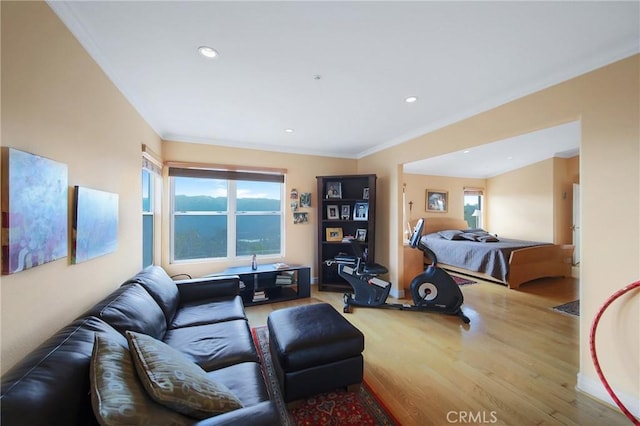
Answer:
[332,218,470,324]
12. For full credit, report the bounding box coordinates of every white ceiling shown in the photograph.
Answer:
[49,1,638,172]
[403,120,581,178]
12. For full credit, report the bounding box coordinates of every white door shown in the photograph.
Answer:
[572,183,580,265]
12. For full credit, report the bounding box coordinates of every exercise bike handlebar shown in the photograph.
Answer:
[409,218,438,266]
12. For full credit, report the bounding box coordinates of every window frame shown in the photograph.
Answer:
[169,165,285,264]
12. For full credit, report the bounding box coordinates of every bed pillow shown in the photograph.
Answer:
[126,331,243,419]
[90,334,193,426]
[459,231,499,242]
[459,232,480,241]
[437,230,464,240]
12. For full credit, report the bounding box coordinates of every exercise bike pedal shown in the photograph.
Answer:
[343,293,353,313]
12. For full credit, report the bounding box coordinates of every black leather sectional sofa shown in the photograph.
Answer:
[0,266,280,425]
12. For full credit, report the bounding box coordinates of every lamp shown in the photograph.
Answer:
[471,209,481,228]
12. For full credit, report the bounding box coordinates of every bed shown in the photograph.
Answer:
[418,217,574,289]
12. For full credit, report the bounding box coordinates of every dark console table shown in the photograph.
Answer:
[207,263,311,306]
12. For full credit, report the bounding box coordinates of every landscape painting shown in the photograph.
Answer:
[72,186,119,264]
[1,147,68,274]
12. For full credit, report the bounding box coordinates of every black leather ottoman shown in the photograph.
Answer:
[267,303,364,403]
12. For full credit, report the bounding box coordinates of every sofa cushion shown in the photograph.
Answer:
[206,362,270,407]
[0,317,126,426]
[126,331,243,419]
[170,296,246,329]
[126,266,180,326]
[163,320,258,371]
[92,283,167,340]
[90,334,192,426]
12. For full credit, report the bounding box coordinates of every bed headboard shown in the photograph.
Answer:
[416,217,469,235]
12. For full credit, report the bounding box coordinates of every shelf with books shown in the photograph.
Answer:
[206,263,310,306]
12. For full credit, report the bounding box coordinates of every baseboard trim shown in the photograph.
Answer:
[576,373,639,418]
[390,287,404,299]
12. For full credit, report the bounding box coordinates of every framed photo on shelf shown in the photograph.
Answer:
[355,228,367,242]
[341,205,350,220]
[327,205,339,219]
[326,182,342,199]
[363,187,369,200]
[326,227,343,242]
[426,189,448,213]
[353,202,368,220]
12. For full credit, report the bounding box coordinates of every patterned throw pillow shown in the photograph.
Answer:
[125,330,243,419]
[90,334,193,426]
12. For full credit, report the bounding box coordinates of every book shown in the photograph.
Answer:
[252,290,268,302]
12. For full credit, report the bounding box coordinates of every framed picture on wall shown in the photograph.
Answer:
[426,189,448,213]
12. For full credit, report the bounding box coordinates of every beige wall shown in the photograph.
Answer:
[488,159,555,242]
[403,173,487,226]
[360,56,639,409]
[1,2,162,373]
[161,140,356,279]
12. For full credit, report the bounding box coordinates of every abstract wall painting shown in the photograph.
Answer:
[1,147,68,275]
[72,186,118,264]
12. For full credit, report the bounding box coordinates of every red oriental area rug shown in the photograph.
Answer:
[451,275,477,286]
[251,325,399,425]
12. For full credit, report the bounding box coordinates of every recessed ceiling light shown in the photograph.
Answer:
[198,46,218,58]
[405,96,418,103]
[285,128,294,133]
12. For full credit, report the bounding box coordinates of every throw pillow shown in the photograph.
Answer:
[126,331,243,419]
[90,334,193,426]
[437,230,463,240]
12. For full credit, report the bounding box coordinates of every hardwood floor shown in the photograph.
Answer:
[244,276,629,425]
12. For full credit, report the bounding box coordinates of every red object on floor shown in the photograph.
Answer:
[589,280,640,425]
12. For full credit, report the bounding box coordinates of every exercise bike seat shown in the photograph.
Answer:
[344,238,388,276]
[361,263,388,275]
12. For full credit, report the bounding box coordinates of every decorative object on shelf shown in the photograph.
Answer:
[426,189,448,213]
[363,187,369,200]
[251,254,258,270]
[300,192,311,207]
[356,229,367,242]
[293,212,308,224]
[353,202,368,220]
[72,186,119,264]
[1,147,68,275]
[326,227,343,242]
[341,205,351,220]
[326,182,342,199]
[327,205,339,219]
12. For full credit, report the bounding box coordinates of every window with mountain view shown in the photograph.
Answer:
[170,167,284,262]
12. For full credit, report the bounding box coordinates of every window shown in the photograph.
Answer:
[169,166,284,262]
[142,146,162,268]
[142,168,154,267]
[463,187,484,228]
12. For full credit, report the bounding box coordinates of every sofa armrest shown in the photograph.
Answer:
[193,401,281,426]
[175,275,240,304]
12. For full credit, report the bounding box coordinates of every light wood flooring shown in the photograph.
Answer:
[244,275,629,426]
